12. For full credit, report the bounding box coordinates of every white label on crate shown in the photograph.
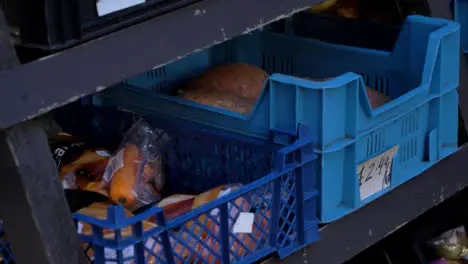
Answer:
[96,150,111,157]
[358,145,399,200]
[104,245,134,261]
[103,237,156,263]
[96,0,145,17]
[232,212,254,234]
[77,222,84,234]
[103,148,125,183]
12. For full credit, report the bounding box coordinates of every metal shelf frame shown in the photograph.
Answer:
[0,0,467,263]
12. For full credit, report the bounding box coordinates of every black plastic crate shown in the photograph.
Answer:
[10,0,199,51]
[269,0,431,51]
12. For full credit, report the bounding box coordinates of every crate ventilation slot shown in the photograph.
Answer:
[224,46,234,63]
[148,66,167,79]
[366,129,386,158]
[401,109,420,136]
[262,53,294,75]
[358,72,390,96]
[399,137,418,164]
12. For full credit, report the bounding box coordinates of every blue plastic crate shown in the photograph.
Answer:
[72,116,319,263]
[0,229,14,264]
[454,0,468,53]
[0,111,319,264]
[95,14,459,223]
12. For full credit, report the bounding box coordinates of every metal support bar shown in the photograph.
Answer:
[0,120,88,264]
[0,9,87,264]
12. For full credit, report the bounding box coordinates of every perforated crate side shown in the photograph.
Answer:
[73,122,319,263]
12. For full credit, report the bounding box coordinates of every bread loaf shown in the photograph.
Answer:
[185,63,268,102]
[182,89,254,114]
[365,87,391,109]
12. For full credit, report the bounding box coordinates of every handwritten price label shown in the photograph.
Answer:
[358,145,399,200]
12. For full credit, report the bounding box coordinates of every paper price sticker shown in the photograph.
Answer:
[233,212,254,234]
[97,0,145,17]
[103,148,125,183]
[358,145,399,200]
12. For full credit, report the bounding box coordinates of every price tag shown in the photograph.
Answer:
[358,145,398,200]
[233,212,254,234]
[97,0,145,17]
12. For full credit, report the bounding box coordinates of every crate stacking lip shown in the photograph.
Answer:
[71,117,319,264]
[454,0,468,53]
[95,14,459,223]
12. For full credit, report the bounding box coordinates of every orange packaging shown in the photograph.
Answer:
[49,133,110,194]
[105,144,164,211]
[104,120,166,211]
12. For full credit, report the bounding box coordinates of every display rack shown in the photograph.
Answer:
[0,0,467,263]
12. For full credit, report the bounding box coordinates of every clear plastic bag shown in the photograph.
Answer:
[103,120,167,211]
[430,226,468,261]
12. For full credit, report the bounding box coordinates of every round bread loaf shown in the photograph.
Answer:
[182,89,254,114]
[185,63,268,102]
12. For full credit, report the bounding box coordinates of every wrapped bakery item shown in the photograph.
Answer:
[430,226,468,261]
[49,133,110,195]
[104,120,167,211]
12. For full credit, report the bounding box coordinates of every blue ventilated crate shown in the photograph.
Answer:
[95,15,459,223]
[0,229,14,264]
[72,114,319,264]
[454,0,468,53]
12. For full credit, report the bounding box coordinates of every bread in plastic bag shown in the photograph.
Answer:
[49,132,110,195]
[430,226,468,261]
[104,120,167,211]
